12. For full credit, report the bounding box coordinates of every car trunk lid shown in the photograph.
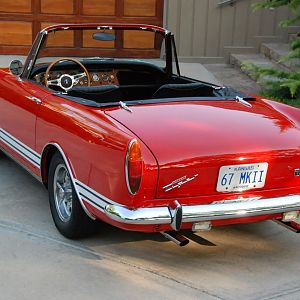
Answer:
[105,100,300,199]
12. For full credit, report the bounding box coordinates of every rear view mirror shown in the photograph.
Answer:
[9,60,23,76]
[93,32,116,41]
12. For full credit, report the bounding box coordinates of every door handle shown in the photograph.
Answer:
[26,96,42,105]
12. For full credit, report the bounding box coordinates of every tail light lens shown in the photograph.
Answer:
[125,139,143,195]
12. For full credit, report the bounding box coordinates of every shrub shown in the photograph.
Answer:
[243,0,300,103]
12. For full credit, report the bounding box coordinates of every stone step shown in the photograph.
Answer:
[203,63,261,94]
[261,43,299,70]
[230,53,281,79]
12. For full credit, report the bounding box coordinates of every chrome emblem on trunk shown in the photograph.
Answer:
[163,174,199,192]
[295,169,300,177]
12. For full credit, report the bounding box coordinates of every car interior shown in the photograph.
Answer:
[31,59,222,105]
[27,27,250,106]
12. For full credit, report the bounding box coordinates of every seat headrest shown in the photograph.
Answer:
[68,85,122,102]
[152,83,208,99]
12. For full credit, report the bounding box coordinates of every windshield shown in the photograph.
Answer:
[35,27,166,68]
[24,24,247,107]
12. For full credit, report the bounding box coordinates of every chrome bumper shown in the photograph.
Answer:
[104,195,300,231]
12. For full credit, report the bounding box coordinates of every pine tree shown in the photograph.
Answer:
[243,0,300,104]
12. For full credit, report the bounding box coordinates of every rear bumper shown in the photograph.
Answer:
[104,195,300,231]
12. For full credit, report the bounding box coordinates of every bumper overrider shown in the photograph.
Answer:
[104,195,300,231]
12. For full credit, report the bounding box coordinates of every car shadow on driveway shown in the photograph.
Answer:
[2,153,300,300]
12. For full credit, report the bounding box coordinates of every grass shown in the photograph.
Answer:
[280,98,300,107]
[259,91,300,108]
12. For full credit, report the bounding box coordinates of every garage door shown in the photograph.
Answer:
[0,0,164,56]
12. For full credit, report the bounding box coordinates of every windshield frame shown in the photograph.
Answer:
[21,23,174,79]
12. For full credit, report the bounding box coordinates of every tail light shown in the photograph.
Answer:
[125,139,143,195]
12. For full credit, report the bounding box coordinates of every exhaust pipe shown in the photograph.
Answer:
[161,231,189,247]
[273,219,300,233]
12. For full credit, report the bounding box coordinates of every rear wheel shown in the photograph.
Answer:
[48,152,96,239]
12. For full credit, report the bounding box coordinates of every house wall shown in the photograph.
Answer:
[0,0,164,56]
[164,0,299,63]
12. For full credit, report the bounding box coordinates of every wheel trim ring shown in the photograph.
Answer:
[53,164,73,223]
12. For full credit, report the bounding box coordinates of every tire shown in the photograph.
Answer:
[48,152,96,239]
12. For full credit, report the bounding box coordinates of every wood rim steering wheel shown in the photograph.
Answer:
[45,58,91,92]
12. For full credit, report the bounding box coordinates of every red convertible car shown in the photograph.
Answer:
[1,23,300,246]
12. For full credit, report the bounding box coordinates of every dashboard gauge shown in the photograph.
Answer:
[92,74,100,82]
[102,74,109,82]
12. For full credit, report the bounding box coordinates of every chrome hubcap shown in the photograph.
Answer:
[53,164,73,222]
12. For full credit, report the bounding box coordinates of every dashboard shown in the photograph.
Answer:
[32,60,166,91]
[35,69,119,87]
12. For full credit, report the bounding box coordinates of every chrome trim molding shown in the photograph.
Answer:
[26,96,42,105]
[235,96,252,108]
[0,129,108,221]
[0,128,41,168]
[105,204,171,225]
[163,174,199,192]
[74,179,119,208]
[119,101,133,113]
[41,143,96,220]
[169,200,182,231]
[104,195,300,228]
[125,139,138,195]
[181,195,300,222]
[0,146,42,183]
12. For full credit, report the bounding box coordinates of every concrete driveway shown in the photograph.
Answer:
[0,57,299,299]
[1,152,300,300]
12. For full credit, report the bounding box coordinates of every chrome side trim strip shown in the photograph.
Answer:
[75,181,107,210]
[0,128,40,168]
[41,143,96,220]
[0,129,107,220]
[104,195,300,227]
[0,146,42,183]
[74,179,119,206]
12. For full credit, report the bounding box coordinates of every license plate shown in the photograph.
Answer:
[216,163,268,192]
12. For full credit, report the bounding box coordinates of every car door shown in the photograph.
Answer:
[0,72,50,173]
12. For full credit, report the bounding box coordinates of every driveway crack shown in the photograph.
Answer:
[0,220,225,300]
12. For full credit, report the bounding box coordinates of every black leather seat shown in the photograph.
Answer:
[152,83,212,99]
[68,85,122,103]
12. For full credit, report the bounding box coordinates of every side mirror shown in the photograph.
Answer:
[9,60,23,76]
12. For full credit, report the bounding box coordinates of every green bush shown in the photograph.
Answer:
[243,0,300,105]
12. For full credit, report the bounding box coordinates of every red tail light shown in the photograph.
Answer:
[125,139,143,195]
